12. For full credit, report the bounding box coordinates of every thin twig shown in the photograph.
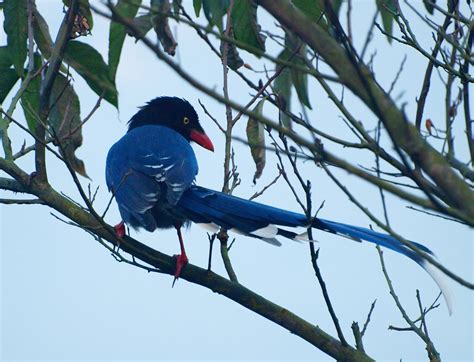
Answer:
[249,170,282,200]
[361,300,377,336]
[218,230,239,283]
[377,246,441,361]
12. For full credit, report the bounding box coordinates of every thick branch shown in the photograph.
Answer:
[93,4,471,225]
[0,176,28,193]
[257,0,474,221]
[0,157,373,361]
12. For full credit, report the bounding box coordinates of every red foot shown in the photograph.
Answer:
[172,253,189,287]
[114,221,125,238]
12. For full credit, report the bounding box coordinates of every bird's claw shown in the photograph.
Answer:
[172,253,189,287]
[114,221,125,238]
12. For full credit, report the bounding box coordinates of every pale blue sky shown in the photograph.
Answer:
[1,1,473,360]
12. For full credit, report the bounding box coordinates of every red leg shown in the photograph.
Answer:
[172,223,189,286]
[114,221,126,238]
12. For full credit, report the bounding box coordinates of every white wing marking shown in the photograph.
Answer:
[144,164,164,169]
[163,164,175,171]
[252,225,278,238]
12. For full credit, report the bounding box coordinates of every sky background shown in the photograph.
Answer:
[1,1,473,361]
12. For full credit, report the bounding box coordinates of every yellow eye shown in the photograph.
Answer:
[183,117,190,125]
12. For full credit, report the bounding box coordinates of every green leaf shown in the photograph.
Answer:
[151,0,178,56]
[108,0,142,81]
[246,98,266,183]
[0,46,13,69]
[202,0,229,32]
[291,56,311,109]
[193,0,202,16]
[291,0,326,26]
[422,0,435,14]
[3,0,27,76]
[376,0,398,43]
[32,8,54,58]
[285,33,311,109]
[32,8,69,75]
[33,9,110,108]
[231,0,265,54]
[0,69,19,105]
[126,14,154,40]
[48,73,88,177]
[274,50,292,128]
[20,53,42,133]
[64,40,118,108]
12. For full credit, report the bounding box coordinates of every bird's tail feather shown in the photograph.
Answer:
[178,186,452,313]
[179,186,430,259]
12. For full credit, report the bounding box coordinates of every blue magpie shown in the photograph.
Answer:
[106,97,451,312]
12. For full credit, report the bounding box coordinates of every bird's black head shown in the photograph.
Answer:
[128,97,214,151]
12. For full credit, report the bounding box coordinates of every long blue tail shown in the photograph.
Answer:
[178,185,452,314]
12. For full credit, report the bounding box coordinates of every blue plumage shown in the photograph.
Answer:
[177,185,433,263]
[106,97,452,312]
[106,125,198,230]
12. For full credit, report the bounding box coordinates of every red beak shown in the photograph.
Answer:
[190,130,214,152]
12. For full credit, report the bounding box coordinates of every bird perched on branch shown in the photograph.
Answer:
[105,96,452,313]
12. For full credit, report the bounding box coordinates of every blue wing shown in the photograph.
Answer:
[106,125,198,231]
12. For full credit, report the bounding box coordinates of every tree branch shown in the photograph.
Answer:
[257,0,474,221]
[35,0,80,183]
[0,156,374,362]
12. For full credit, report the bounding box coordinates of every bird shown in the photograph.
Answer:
[105,96,452,313]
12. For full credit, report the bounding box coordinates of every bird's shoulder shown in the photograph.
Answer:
[105,125,199,203]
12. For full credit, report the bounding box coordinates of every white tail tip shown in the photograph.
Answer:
[421,261,454,316]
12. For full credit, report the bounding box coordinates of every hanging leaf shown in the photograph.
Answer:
[290,53,311,109]
[422,0,436,14]
[32,7,53,58]
[231,0,265,55]
[246,98,266,183]
[0,69,19,105]
[108,0,142,81]
[0,46,13,68]
[285,32,311,109]
[376,0,398,43]
[20,53,42,133]
[3,0,27,77]
[64,40,118,108]
[193,0,202,16]
[126,13,154,40]
[151,0,178,56]
[32,9,117,107]
[220,28,244,70]
[202,0,229,32]
[31,8,71,77]
[274,50,292,129]
[49,73,88,177]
